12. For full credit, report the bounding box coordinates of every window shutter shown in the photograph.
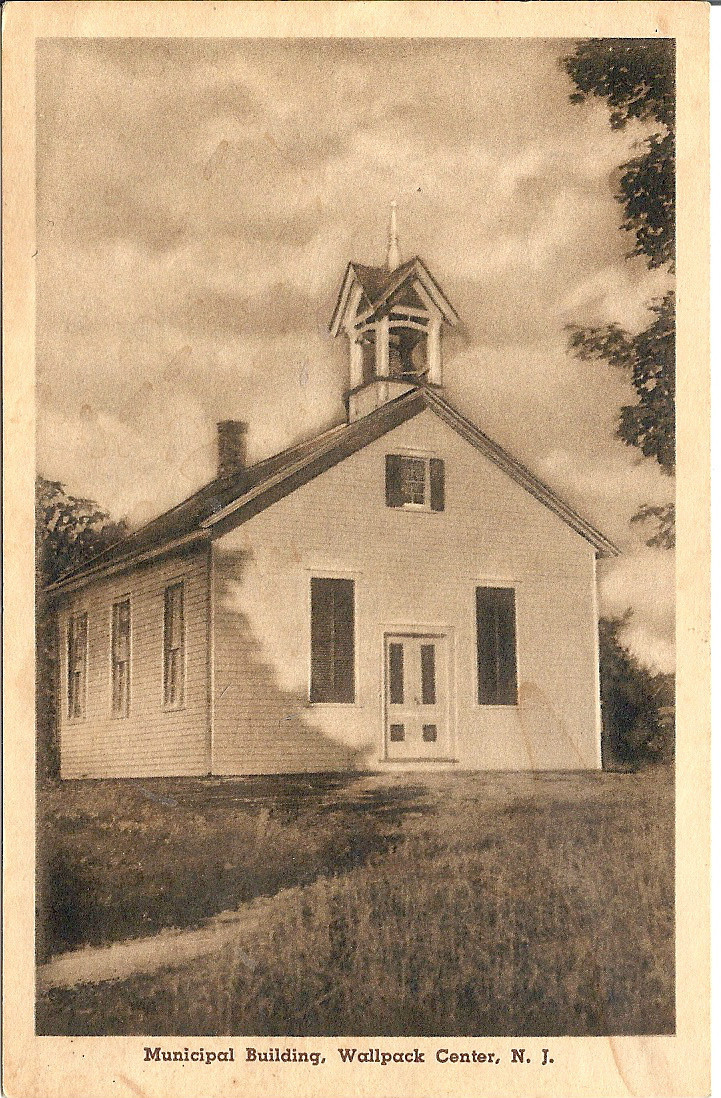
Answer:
[72,613,87,672]
[68,613,87,718]
[164,591,173,655]
[477,587,518,705]
[495,588,518,704]
[310,578,333,702]
[169,586,183,650]
[385,454,403,508]
[113,601,130,662]
[332,578,355,703]
[476,588,497,705]
[310,578,355,703]
[429,458,445,511]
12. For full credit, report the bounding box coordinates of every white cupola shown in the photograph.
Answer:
[329,204,460,422]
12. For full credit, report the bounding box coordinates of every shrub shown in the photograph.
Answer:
[599,615,674,769]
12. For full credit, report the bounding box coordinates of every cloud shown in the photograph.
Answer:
[179,283,322,339]
[598,549,675,673]
[538,447,674,533]
[38,397,214,525]
[558,262,673,332]
[35,37,675,671]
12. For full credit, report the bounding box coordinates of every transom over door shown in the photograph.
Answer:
[384,634,450,759]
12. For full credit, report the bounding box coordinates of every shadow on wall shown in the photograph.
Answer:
[213,548,366,774]
[518,682,596,771]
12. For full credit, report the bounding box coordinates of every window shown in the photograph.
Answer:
[389,642,404,704]
[385,454,444,511]
[401,457,426,505]
[420,643,436,705]
[310,577,355,703]
[111,598,131,716]
[163,582,185,708]
[67,611,88,719]
[476,586,518,706]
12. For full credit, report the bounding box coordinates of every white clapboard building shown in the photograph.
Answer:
[49,218,618,778]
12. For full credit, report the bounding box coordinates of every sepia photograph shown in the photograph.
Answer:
[32,31,679,1040]
[1,4,709,1095]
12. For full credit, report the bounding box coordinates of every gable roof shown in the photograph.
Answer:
[47,420,350,589]
[48,386,620,594]
[347,263,390,304]
[330,256,460,336]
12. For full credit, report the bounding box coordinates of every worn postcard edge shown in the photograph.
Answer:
[1,3,710,1097]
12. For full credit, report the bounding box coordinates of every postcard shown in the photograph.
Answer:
[2,2,709,1096]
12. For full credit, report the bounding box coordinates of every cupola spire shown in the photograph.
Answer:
[386,200,400,271]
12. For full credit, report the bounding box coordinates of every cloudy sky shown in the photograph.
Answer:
[36,37,675,671]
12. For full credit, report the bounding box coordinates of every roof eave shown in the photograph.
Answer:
[424,391,620,557]
[204,388,427,532]
[330,263,372,337]
[46,384,619,593]
[45,529,211,596]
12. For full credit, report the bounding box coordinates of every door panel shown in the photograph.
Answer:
[385,634,450,759]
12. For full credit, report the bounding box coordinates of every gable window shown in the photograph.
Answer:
[385,454,444,511]
[111,598,131,717]
[163,582,185,708]
[310,577,355,703]
[67,611,88,720]
[476,586,518,706]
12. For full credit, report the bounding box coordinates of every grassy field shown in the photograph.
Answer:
[36,767,674,1037]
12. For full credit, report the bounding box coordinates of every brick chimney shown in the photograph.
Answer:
[217,420,248,479]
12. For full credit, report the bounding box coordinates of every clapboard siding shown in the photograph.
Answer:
[212,410,601,773]
[57,548,210,778]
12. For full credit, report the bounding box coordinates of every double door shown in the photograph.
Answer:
[384,634,450,759]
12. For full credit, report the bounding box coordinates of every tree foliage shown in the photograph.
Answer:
[36,476,130,589]
[561,39,675,548]
[561,39,675,270]
[598,615,674,769]
[629,502,675,550]
[567,290,675,475]
[36,477,129,777]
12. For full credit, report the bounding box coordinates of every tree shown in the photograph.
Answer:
[567,291,675,548]
[561,40,675,547]
[598,615,674,769]
[561,39,675,271]
[36,477,129,777]
[36,477,129,588]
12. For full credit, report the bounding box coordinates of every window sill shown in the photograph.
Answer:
[382,757,459,764]
[389,505,441,514]
[308,701,359,708]
[474,703,519,710]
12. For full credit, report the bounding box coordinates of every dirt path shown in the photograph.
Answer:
[37,888,300,992]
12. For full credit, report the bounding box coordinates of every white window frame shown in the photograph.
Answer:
[67,609,89,722]
[162,579,186,712]
[389,447,441,513]
[110,594,132,719]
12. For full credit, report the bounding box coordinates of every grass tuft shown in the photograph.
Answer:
[37,768,674,1036]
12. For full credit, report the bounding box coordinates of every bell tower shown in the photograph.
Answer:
[329,206,460,422]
